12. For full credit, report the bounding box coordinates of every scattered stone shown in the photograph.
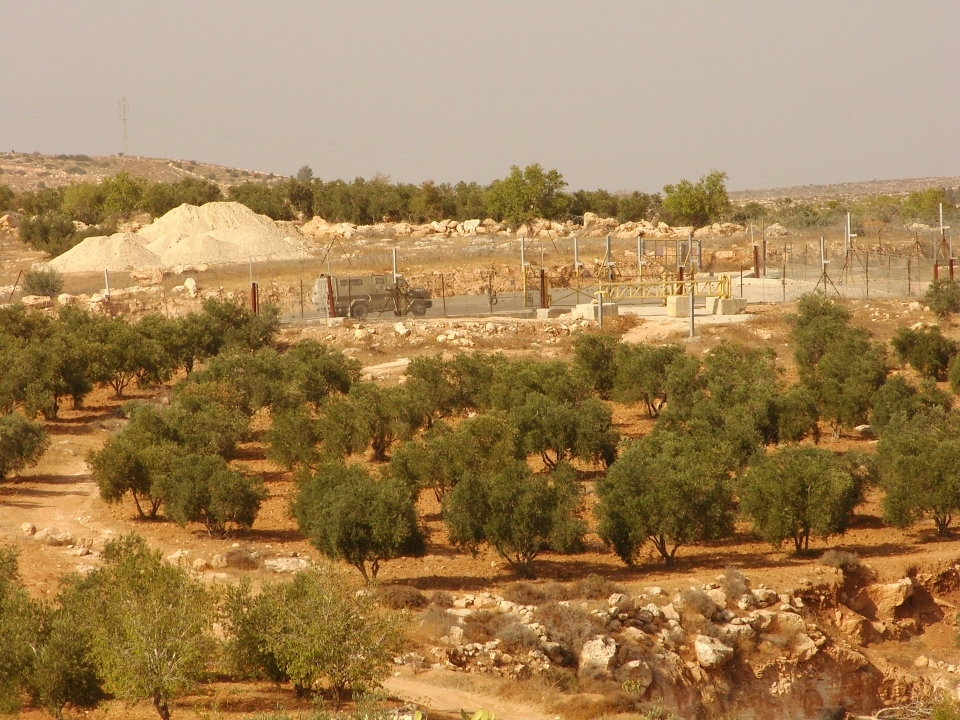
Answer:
[21,295,52,309]
[578,636,618,676]
[264,556,310,573]
[192,558,210,572]
[20,523,36,536]
[183,277,198,298]
[394,322,411,338]
[694,635,734,668]
[210,553,228,569]
[34,527,73,546]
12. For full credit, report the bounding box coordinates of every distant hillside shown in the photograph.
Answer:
[2,152,958,205]
[0,152,277,193]
[729,176,960,205]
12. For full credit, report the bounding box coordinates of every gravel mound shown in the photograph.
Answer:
[49,202,309,274]
[49,232,161,273]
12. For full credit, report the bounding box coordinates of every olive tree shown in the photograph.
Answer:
[0,412,48,482]
[442,462,585,578]
[740,445,860,551]
[594,431,735,566]
[0,547,42,714]
[154,454,266,536]
[924,278,960,320]
[82,535,217,720]
[613,343,687,416]
[891,325,958,380]
[879,411,960,536]
[573,332,621,399]
[390,414,519,501]
[229,565,404,708]
[291,461,425,581]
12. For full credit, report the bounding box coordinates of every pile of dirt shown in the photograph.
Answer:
[49,232,162,273]
[49,202,309,274]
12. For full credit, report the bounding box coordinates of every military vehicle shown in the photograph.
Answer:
[311,273,432,319]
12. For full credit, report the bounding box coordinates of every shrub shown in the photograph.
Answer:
[818,550,861,574]
[891,326,958,380]
[532,601,604,661]
[374,584,427,610]
[501,581,570,606]
[925,278,960,319]
[722,567,750,599]
[18,212,78,256]
[431,591,454,608]
[22,267,64,297]
[0,412,48,482]
[571,573,624,601]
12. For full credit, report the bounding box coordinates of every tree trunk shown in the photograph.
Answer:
[355,561,369,583]
[153,694,171,720]
[131,490,145,518]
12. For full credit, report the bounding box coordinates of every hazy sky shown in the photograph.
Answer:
[2,1,958,192]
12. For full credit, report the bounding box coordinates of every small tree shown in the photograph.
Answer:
[924,278,960,320]
[29,579,103,720]
[613,343,687,417]
[84,535,216,720]
[0,547,42,714]
[484,164,568,224]
[443,462,584,578]
[0,412,48,481]
[508,394,618,469]
[573,332,621,399]
[879,411,960,536]
[661,171,730,227]
[265,407,322,470]
[238,565,404,708]
[291,462,425,581]
[740,446,860,551]
[319,383,425,461]
[155,454,266,536]
[891,325,958,380]
[815,330,887,435]
[594,431,735,566]
[23,267,64,298]
[390,414,519,501]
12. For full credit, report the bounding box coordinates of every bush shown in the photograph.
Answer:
[532,601,604,661]
[571,573,625,601]
[818,550,861,574]
[501,581,570,606]
[891,326,958,380]
[925,278,960,319]
[373,584,427,610]
[18,212,78,256]
[722,567,749,599]
[0,412,48,482]
[22,267,64,297]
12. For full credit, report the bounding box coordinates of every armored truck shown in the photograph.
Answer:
[311,273,432,319]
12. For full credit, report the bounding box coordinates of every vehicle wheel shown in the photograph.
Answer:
[351,303,369,320]
[410,301,427,316]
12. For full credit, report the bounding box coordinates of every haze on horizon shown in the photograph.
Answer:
[2,1,958,194]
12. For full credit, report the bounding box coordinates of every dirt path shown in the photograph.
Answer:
[385,671,556,720]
